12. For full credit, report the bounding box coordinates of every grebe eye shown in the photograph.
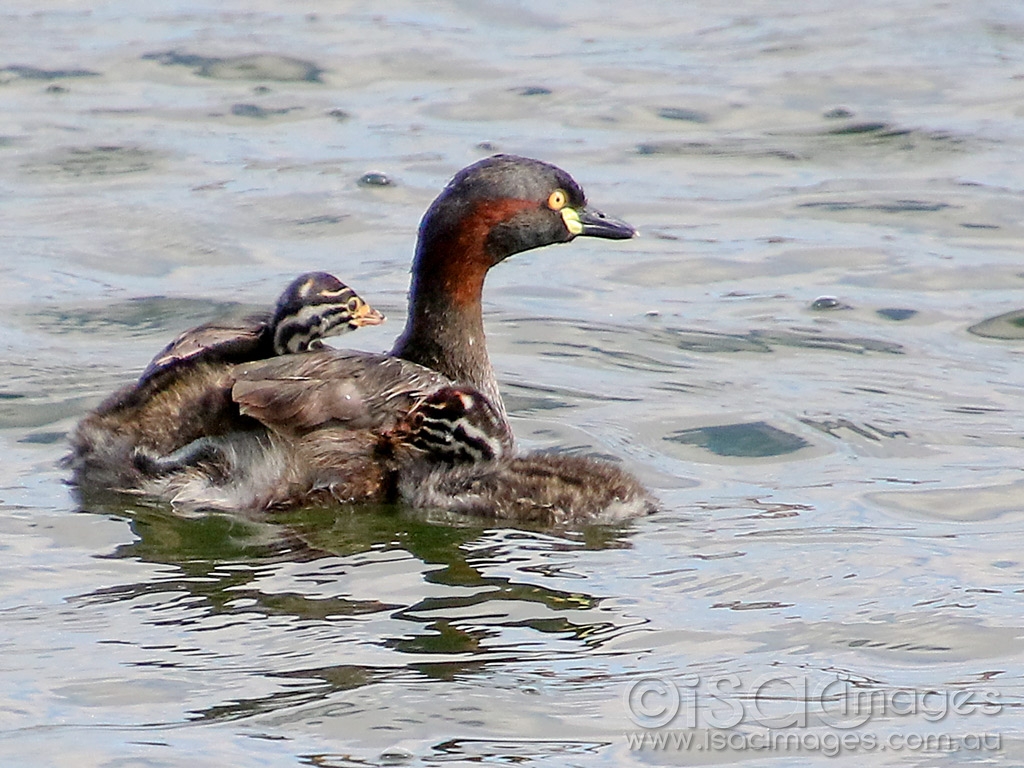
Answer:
[347,297,360,313]
[547,189,568,211]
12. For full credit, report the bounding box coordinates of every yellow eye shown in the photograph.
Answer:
[547,189,568,211]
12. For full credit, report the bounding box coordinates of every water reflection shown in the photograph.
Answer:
[72,490,639,723]
[666,421,810,458]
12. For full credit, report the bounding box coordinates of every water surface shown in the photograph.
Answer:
[3,1,1024,766]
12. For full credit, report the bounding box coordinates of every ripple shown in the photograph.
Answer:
[799,418,909,442]
[509,317,904,367]
[868,481,1024,523]
[357,171,394,187]
[968,309,1024,340]
[229,103,297,119]
[31,297,244,336]
[656,106,711,123]
[635,123,967,165]
[22,146,161,177]
[810,296,851,311]
[799,199,951,214]
[669,328,904,356]
[511,86,552,96]
[143,50,323,82]
[0,64,99,81]
[876,308,918,321]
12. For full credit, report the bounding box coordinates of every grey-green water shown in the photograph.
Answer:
[3,2,1024,766]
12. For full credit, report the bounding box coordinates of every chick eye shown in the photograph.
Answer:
[547,189,568,211]
[347,298,360,312]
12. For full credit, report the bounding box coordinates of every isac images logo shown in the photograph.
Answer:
[623,673,1002,757]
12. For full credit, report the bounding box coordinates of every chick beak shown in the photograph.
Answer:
[351,302,386,327]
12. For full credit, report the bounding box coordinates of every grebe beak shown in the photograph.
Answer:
[562,206,637,240]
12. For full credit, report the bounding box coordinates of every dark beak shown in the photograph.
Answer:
[578,207,637,239]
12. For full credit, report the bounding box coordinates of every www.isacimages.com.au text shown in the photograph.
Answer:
[625,729,1002,757]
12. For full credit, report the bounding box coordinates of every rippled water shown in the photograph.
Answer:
[3,1,1024,766]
